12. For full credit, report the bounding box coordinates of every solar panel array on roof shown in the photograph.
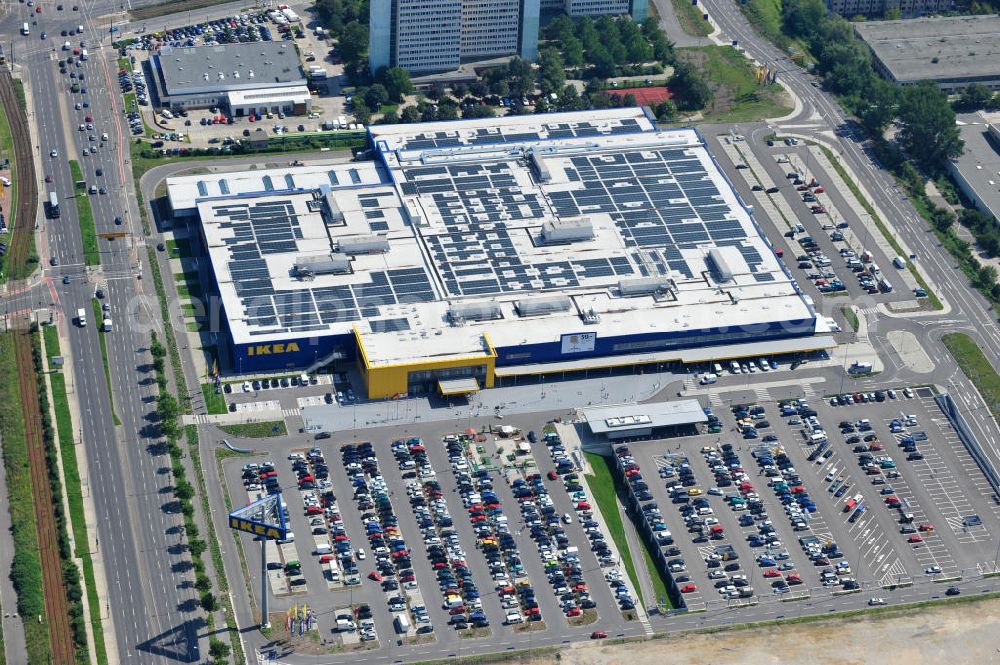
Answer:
[397,118,644,152]
[209,201,435,335]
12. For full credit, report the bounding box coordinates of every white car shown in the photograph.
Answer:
[868,597,887,606]
[356,548,366,560]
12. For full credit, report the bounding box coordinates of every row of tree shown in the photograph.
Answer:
[781,0,963,172]
[314,0,370,83]
[543,14,674,79]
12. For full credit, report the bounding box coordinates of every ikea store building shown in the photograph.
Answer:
[165,108,834,400]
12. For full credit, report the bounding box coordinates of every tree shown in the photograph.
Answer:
[420,101,438,122]
[976,264,998,290]
[174,480,195,501]
[668,61,713,111]
[339,21,369,81]
[463,104,495,119]
[896,81,964,169]
[400,105,421,123]
[857,77,897,136]
[589,46,617,79]
[577,17,599,52]
[623,92,638,107]
[954,83,994,112]
[884,6,902,18]
[562,36,585,68]
[376,66,413,102]
[538,48,567,97]
[380,108,399,124]
[506,58,535,98]
[426,82,445,101]
[546,13,576,42]
[535,97,550,113]
[200,592,218,612]
[209,639,232,660]
[437,100,459,120]
[557,84,584,111]
[652,99,677,122]
[782,0,827,39]
[364,84,389,110]
[352,99,372,124]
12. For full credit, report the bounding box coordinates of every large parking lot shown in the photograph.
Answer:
[224,417,643,654]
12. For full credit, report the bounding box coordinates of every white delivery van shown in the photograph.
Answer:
[892,256,906,269]
[712,362,723,374]
[76,307,87,327]
[699,373,718,385]
[314,543,332,555]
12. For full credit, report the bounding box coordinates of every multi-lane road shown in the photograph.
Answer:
[1,0,205,662]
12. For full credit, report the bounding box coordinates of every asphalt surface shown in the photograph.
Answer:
[1,0,205,661]
[5,0,1000,662]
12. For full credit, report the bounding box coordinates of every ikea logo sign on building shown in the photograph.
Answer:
[247,342,300,356]
[229,517,285,540]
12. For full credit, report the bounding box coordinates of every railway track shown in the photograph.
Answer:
[1,69,77,665]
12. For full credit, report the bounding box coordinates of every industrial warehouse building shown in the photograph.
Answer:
[949,113,1000,225]
[149,41,310,114]
[165,108,835,400]
[854,16,1000,92]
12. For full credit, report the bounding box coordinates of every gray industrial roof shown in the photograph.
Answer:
[949,113,1000,224]
[582,400,707,434]
[854,16,1000,84]
[155,41,304,95]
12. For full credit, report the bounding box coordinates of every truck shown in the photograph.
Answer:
[21,22,29,36]
[393,614,410,634]
[878,277,893,293]
[76,307,86,327]
[48,191,60,218]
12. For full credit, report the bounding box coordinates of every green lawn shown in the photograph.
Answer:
[200,382,228,415]
[942,333,1000,430]
[669,0,712,37]
[69,161,99,266]
[48,371,107,664]
[91,299,120,425]
[0,333,51,664]
[218,420,287,438]
[818,146,942,311]
[42,322,61,359]
[842,306,860,333]
[679,45,792,123]
[583,452,644,608]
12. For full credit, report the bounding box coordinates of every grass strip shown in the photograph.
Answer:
[130,0,232,20]
[146,246,189,410]
[218,421,287,439]
[90,300,120,426]
[842,306,859,333]
[639,539,673,609]
[583,452,644,608]
[186,427,244,665]
[818,146,942,310]
[942,333,1000,430]
[670,0,712,37]
[48,370,107,665]
[69,161,99,266]
[0,332,52,664]
[42,323,61,359]
[200,383,228,415]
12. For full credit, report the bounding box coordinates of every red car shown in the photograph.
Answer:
[576,502,591,511]
[319,555,333,563]
[547,470,558,480]
[368,571,381,581]
[908,535,923,543]
[919,523,935,532]
[813,186,825,193]
[680,584,697,593]
[786,573,802,584]
[591,631,608,639]
[565,607,581,617]
[763,569,781,578]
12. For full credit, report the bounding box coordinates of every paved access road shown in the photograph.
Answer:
[0,0,206,660]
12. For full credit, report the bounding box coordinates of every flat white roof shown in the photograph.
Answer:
[582,399,708,434]
[227,84,312,106]
[190,109,818,362]
[167,161,385,214]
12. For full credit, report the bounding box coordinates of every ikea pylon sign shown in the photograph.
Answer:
[229,517,286,540]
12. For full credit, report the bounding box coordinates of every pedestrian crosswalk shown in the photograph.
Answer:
[753,387,770,402]
[637,610,654,636]
[281,408,300,418]
[803,382,816,398]
[708,392,723,407]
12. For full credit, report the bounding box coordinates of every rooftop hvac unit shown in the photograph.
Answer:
[618,277,672,297]
[293,254,351,278]
[448,302,502,323]
[529,150,552,183]
[337,234,390,255]
[323,191,344,224]
[540,217,593,244]
[706,246,747,282]
[515,295,572,317]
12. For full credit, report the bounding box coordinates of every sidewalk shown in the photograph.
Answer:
[0,436,27,665]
